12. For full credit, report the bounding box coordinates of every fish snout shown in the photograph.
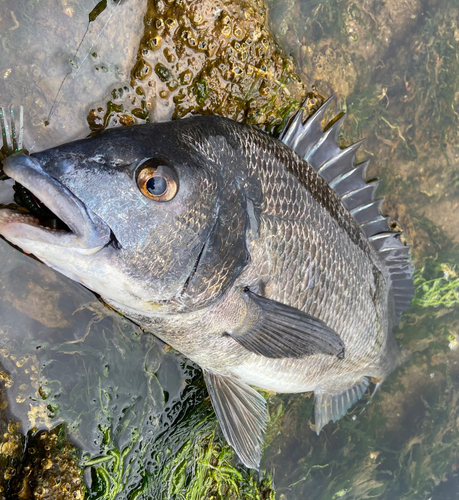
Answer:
[1,153,111,253]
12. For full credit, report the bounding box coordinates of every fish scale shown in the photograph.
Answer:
[0,98,413,470]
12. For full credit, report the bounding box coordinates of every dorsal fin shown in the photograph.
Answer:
[279,96,414,323]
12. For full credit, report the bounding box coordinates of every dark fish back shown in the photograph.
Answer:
[278,97,414,323]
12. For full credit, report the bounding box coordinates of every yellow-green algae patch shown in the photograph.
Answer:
[87,0,317,135]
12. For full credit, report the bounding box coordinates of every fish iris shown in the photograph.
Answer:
[136,161,178,201]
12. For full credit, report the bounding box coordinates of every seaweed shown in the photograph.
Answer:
[414,263,459,309]
[80,355,275,500]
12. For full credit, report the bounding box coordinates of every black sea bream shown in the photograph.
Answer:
[0,97,414,468]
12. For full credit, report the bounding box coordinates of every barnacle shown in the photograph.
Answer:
[8,426,85,499]
[88,0,318,135]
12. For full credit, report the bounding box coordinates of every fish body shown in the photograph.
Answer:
[0,99,413,468]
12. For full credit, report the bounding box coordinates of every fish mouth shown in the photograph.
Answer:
[0,154,111,254]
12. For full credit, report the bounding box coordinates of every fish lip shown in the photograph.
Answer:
[0,153,111,253]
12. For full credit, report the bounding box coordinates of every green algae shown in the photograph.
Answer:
[414,263,459,309]
[145,412,275,500]
[79,356,275,500]
[89,1,108,23]
[344,5,459,160]
[194,78,209,105]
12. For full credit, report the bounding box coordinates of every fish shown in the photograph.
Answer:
[0,97,414,469]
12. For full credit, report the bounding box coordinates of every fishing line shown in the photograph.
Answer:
[46,0,123,125]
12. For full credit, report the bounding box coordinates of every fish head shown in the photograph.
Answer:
[0,118,252,316]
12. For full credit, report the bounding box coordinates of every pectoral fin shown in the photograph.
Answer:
[227,289,345,359]
[313,377,370,434]
[203,369,268,470]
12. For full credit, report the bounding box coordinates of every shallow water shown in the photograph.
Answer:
[1,0,459,498]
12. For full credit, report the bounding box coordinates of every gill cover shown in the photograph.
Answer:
[174,134,252,310]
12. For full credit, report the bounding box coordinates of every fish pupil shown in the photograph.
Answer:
[146,176,167,196]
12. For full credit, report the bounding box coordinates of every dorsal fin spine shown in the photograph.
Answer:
[330,162,369,188]
[350,198,383,216]
[280,97,414,324]
[306,114,346,166]
[317,140,364,184]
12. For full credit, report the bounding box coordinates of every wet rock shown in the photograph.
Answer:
[90,0,310,134]
[9,426,85,500]
[0,399,23,499]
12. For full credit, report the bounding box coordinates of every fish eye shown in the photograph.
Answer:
[136,160,178,202]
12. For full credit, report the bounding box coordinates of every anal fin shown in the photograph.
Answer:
[313,377,369,434]
[203,369,268,470]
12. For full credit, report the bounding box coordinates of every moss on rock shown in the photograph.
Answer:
[87,0,317,135]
